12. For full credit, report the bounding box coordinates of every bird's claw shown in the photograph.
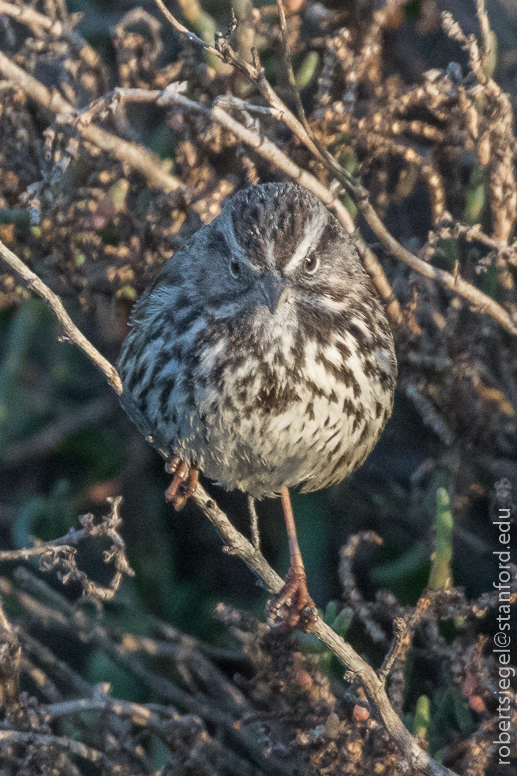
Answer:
[266,566,317,632]
[165,457,199,510]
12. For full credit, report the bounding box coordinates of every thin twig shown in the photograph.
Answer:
[46,696,170,744]
[377,616,408,682]
[0,730,109,767]
[0,238,122,393]
[248,496,261,550]
[153,0,219,57]
[0,497,135,601]
[358,199,517,335]
[275,0,309,130]
[154,0,325,165]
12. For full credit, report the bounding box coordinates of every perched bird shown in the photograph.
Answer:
[117,182,397,627]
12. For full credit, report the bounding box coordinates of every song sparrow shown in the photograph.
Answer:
[118,182,397,627]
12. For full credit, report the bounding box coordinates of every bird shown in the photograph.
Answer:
[117,182,397,628]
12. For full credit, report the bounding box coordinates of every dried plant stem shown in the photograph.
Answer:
[152,3,517,336]
[0,730,107,766]
[358,199,517,334]
[0,599,21,707]
[0,497,134,601]
[2,574,275,770]
[153,0,328,169]
[0,51,186,195]
[0,1,100,68]
[0,237,123,393]
[153,0,217,54]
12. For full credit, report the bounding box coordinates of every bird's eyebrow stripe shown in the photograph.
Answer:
[282,215,327,274]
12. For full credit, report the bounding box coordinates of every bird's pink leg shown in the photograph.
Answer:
[266,487,318,631]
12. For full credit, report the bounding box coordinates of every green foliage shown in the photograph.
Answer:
[429,488,454,591]
[413,694,430,739]
[295,52,319,89]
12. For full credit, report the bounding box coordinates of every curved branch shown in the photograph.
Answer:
[192,487,457,776]
[0,238,457,776]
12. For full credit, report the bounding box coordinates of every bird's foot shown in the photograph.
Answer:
[266,566,318,632]
[165,458,199,511]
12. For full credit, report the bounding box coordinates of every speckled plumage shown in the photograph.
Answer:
[117,183,397,498]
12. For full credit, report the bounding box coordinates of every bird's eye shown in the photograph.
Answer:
[229,259,241,278]
[304,252,320,274]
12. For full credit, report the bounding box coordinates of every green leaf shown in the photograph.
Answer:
[414,694,431,739]
[428,488,453,591]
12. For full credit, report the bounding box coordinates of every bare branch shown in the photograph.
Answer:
[154,0,221,58]
[359,199,517,334]
[192,487,457,776]
[0,231,456,775]
[0,729,108,767]
[0,237,123,393]
[0,497,135,601]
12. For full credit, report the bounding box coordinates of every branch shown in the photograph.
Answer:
[0,730,108,767]
[358,198,517,335]
[4,573,282,772]
[0,497,135,601]
[153,0,330,170]
[0,236,456,775]
[0,237,123,393]
[0,50,186,196]
[151,5,517,336]
[46,694,170,744]
[193,484,456,776]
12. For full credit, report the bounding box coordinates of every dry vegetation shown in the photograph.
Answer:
[0,0,516,774]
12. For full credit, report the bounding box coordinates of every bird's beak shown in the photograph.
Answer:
[259,272,285,314]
